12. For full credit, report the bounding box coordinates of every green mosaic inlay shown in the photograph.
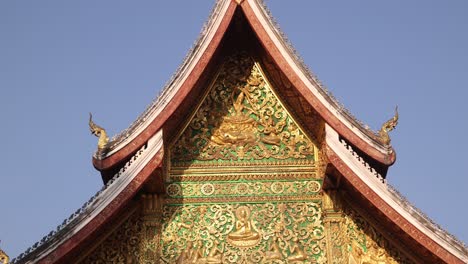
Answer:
[165,180,322,199]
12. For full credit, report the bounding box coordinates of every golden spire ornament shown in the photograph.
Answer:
[89,113,109,150]
[0,246,9,264]
[378,106,398,146]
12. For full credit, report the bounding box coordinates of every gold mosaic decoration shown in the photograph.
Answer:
[160,53,325,263]
[170,53,317,166]
[81,54,414,263]
[166,180,321,199]
[160,202,326,263]
[80,208,144,263]
[323,191,415,264]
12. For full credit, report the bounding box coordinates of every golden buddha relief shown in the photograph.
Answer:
[161,54,325,263]
[80,54,414,264]
[226,206,261,248]
[160,202,326,263]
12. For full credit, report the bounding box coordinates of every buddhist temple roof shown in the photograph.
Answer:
[92,0,396,174]
[11,0,468,263]
[12,131,164,264]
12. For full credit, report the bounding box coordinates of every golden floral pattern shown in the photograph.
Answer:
[82,55,413,264]
[165,180,321,198]
[160,202,326,263]
[322,191,415,264]
[80,209,143,264]
[170,53,316,166]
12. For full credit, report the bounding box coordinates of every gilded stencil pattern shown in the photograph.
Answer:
[170,53,316,165]
[81,210,143,264]
[82,53,414,263]
[323,191,414,264]
[160,202,326,263]
[342,209,414,264]
[166,180,321,198]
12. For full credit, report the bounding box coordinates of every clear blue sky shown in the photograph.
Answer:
[1,0,467,258]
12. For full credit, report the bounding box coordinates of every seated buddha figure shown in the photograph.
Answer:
[227,206,261,247]
[210,88,257,146]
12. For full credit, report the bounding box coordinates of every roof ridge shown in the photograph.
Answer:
[97,0,225,157]
[254,0,380,140]
[97,0,385,159]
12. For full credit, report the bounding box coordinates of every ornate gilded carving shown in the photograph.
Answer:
[226,206,261,248]
[343,209,413,264]
[163,54,325,263]
[89,113,109,150]
[378,106,398,146]
[80,208,144,263]
[322,191,414,264]
[166,180,321,199]
[160,202,326,263]
[140,194,163,263]
[170,53,316,166]
[82,54,411,263]
[0,247,9,264]
[80,197,165,263]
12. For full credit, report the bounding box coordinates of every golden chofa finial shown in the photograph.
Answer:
[378,106,399,146]
[0,246,9,264]
[89,113,109,150]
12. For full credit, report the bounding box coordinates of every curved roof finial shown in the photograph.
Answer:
[378,106,398,146]
[0,244,9,264]
[89,113,109,151]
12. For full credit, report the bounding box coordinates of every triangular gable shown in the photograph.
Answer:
[93,0,394,174]
[12,1,467,263]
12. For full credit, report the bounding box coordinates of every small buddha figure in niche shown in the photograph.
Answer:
[287,237,307,262]
[227,206,261,247]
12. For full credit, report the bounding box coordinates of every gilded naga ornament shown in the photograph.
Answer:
[378,106,398,146]
[0,247,9,264]
[89,113,109,150]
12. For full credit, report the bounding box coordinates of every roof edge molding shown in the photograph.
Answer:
[93,0,394,172]
[325,124,468,263]
[241,0,394,163]
[12,131,164,264]
[93,0,237,171]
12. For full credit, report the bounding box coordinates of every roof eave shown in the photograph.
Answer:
[92,0,237,172]
[12,131,164,264]
[94,0,395,172]
[325,124,468,264]
[241,0,395,165]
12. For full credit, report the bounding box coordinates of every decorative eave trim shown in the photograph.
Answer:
[94,0,395,171]
[241,0,394,165]
[92,0,237,171]
[325,124,468,264]
[12,131,164,264]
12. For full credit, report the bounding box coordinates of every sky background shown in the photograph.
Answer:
[1,0,467,259]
